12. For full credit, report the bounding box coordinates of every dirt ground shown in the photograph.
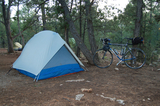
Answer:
[0,48,160,106]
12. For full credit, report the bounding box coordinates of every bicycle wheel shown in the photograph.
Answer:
[124,48,146,69]
[93,49,113,68]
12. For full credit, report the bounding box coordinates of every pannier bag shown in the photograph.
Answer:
[132,37,144,45]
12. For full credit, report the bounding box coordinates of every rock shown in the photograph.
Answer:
[65,79,85,82]
[115,68,119,71]
[81,88,92,93]
[147,98,151,100]
[75,94,84,101]
[152,62,158,64]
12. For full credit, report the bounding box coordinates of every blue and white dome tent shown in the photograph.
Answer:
[12,30,84,81]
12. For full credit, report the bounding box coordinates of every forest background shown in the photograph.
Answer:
[0,0,160,64]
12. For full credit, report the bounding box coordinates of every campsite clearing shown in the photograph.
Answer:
[0,48,160,106]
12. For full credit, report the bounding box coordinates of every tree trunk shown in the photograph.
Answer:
[82,19,86,42]
[5,24,14,53]
[76,0,82,57]
[41,3,46,30]
[21,34,25,47]
[17,0,25,46]
[2,0,14,53]
[134,0,143,37]
[85,0,97,54]
[57,0,94,64]
[133,0,143,65]
[65,27,69,45]
[1,37,5,48]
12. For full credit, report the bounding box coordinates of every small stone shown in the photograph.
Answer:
[75,94,84,101]
[86,80,90,82]
[153,62,158,65]
[115,68,119,71]
[157,69,160,71]
[81,88,92,93]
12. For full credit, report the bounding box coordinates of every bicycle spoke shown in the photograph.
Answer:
[124,48,146,69]
[93,50,113,68]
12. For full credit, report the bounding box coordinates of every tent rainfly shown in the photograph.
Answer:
[12,30,84,81]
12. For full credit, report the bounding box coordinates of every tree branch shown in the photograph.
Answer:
[0,20,5,25]
[12,8,41,39]
[12,18,37,39]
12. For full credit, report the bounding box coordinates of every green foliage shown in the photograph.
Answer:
[69,38,76,50]
[0,0,159,64]
[154,14,160,22]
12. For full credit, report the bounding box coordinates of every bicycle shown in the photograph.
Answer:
[93,38,146,69]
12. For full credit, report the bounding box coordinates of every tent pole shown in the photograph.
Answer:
[80,65,89,72]
[34,74,40,82]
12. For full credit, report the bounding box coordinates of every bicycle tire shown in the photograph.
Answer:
[93,49,113,68]
[124,48,146,69]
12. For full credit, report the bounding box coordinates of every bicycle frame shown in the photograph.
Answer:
[104,43,136,64]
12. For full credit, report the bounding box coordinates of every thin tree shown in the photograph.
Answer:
[76,0,82,57]
[2,0,14,53]
[57,0,94,64]
[17,0,25,46]
[41,1,46,30]
[134,0,143,37]
[84,0,97,54]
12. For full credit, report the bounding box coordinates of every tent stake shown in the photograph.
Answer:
[6,68,13,75]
